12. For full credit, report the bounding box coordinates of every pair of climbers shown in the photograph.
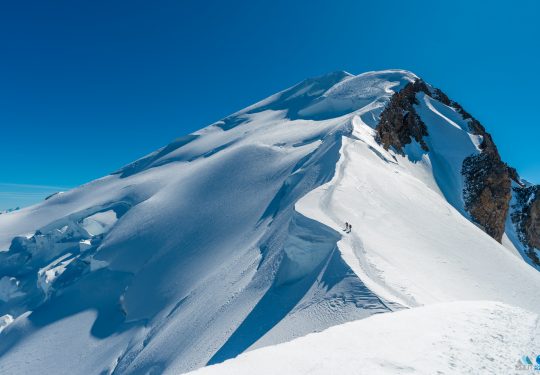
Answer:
[343,222,352,233]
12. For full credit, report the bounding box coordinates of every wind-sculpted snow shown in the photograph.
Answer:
[297,115,540,312]
[0,70,539,374]
[189,301,540,375]
[0,71,404,374]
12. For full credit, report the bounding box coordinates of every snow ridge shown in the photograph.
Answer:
[189,301,540,375]
[0,70,539,374]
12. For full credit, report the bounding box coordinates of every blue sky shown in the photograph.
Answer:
[1,0,539,209]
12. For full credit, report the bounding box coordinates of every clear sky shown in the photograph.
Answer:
[1,0,539,209]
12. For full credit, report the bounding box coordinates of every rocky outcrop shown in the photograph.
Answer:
[435,90,538,248]
[449,95,517,243]
[456,107,513,243]
[529,197,540,250]
[378,82,514,243]
[507,167,521,185]
[512,185,540,265]
[462,153,511,242]
[432,87,517,243]
[375,80,430,153]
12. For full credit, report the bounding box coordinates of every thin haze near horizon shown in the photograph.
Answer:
[1,0,539,209]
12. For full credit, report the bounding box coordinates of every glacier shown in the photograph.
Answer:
[0,69,539,374]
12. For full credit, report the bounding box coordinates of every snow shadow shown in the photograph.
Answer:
[210,129,394,365]
[114,134,200,178]
[209,212,394,365]
[259,132,343,222]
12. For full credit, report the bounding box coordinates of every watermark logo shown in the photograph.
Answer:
[516,354,540,371]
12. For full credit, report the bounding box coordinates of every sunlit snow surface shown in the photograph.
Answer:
[0,70,539,374]
[190,301,540,375]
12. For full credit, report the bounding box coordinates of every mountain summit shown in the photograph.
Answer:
[0,70,539,374]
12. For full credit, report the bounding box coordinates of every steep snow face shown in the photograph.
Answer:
[0,71,411,375]
[414,92,483,211]
[297,116,540,311]
[0,69,539,375]
[189,301,540,375]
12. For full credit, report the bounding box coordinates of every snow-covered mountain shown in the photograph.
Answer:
[189,301,540,375]
[0,70,539,374]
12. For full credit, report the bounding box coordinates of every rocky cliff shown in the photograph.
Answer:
[512,185,540,265]
[462,153,511,242]
[377,82,518,244]
[375,80,430,153]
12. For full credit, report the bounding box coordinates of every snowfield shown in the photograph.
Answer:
[189,301,540,375]
[0,70,538,374]
[297,114,540,312]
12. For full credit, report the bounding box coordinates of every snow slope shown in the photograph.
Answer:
[0,69,539,374]
[297,111,540,311]
[189,301,540,375]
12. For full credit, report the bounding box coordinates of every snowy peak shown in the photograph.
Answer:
[113,70,417,180]
[226,69,417,122]
[0,69,539,375]
[370,75,538,259]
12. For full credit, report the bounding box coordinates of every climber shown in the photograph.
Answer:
[348,223,352,233]
[343,222,350,232]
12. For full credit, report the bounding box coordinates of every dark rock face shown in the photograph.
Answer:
[512,185,540,265]
[530,198,540,249]
[433,87,514,243]
[462,153,511,242]
[376,80,540,247]
[375,80,430,153]
[449,98,514,243]
[508,167,522,185]
[379,83,515,243]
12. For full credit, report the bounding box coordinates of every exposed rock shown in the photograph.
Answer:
[507,166,522,185]
[462,153,511,242]
[375,80,430,153]
[459,118,513,243]
[432,87,515,243]
[375,80,527,246]
[432,88,502,156]
[529,197,540,249]
[431,88,452,106]
[512,185,540,265]
[433,88,479,125]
